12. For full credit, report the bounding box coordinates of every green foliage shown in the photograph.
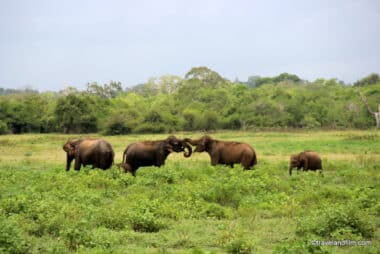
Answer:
[0,131,379,252]
[129,200,166,232]
[354,73,380,86]
[226,238,254,254]
[273,238,330,254]
[296,204,376,239]
[0,214,30,254]
[103,114,132,135]
[54,94,98,133]
[1,71,380,133]
[0,120,8,134]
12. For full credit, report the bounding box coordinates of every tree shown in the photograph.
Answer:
[273,73,302,83]
[86,81,123,98]
[354,73,380,87]
[55,94,98,133]
[359,92,380,128]
[185,66,228,87]
[59,86,79,96]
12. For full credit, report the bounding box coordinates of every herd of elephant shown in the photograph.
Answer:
[63,135,323,176]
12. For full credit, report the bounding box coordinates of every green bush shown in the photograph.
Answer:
[273,238,330,254]
[103,115,132,135]
[226,238,254,254]
[129,200,166,232]
[133,122,168,133]
[202,203,230,219]
[296,204,376,239]
[0,120,8,134]
[0,215,30,254]
[60,221,91,251]
[202,181,243,208]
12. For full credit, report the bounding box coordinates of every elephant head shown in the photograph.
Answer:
[184,135,212,153]
[63,139,80,171]
[289,153,305,175]
[165,135,192,157]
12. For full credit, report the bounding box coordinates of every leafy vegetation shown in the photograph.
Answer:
[0,131,378,253]
[1,68,379,134]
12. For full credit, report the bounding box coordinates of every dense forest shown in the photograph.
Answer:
[0,67,379,134]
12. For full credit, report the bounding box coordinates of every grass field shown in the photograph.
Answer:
[0,131,379,253]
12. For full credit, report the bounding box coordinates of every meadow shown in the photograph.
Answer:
[0,130,379,253]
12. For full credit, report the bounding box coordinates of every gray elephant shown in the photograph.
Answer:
[63,138,114,171]
[289,151,322,175]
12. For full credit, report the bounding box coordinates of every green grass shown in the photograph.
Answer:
[0,131,379,253]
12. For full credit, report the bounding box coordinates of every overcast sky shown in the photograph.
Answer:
[0,0,379,91]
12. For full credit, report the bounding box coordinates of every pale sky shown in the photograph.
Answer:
[0,0,379,91]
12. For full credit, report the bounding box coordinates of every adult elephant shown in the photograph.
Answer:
[120,135,192,176]
[289,151,322,175]
[184,135,257,170]
[63,138,114,171]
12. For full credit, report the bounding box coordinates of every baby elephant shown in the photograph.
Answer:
[289,151,322,176]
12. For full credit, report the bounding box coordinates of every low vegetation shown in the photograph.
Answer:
[0,131,379,253]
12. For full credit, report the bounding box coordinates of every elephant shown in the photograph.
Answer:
[184,135,257,170]
[63,138,114,171]
[120,135,192,176]
[289,151,322,175]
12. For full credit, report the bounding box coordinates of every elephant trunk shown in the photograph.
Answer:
[183,138,198,146]
[289,166,293,176]
[182,141,192,158]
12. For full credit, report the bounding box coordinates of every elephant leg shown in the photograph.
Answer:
[210,154,219,166]
[74,156,81,171]
[303,160,309,171]
[123,163,136,176]
[229,164,234,168]
[242,155,254,170]
[243,165,252,170]
[66,154,74,171]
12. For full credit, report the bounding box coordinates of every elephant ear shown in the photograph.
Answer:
[202,135,213,149]
[65,139,80,156]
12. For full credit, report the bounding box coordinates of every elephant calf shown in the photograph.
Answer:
[289,151,322,176]
[185,135,257,170]
[63,138,114,171]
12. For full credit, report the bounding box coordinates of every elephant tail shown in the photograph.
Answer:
[122,146,130,165]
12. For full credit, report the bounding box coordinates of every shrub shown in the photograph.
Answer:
[60,221,91,251]
[0,215,30,254]
[103,116,132,135]
[95,202,129,230]
[202,182,243,208]
[0,120,8,134]
[273,238,330,254]
[225,238,254,254]
[133,123,167,133]
[129,200,166,232]
[296,204,376,239]
[202,203,230,219]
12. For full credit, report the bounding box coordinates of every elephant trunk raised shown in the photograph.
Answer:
[182,140,192,157]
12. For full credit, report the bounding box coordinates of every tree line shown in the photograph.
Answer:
[0,67,379,134]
